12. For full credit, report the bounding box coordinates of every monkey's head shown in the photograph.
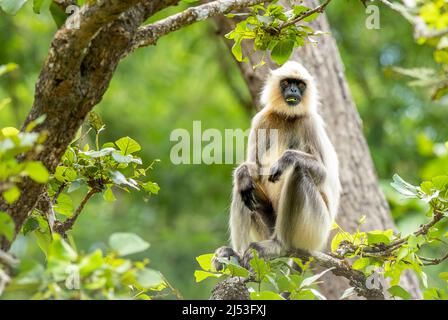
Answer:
[261,61,317,117]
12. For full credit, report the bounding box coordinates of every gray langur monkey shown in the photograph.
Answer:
[213,61,340,269]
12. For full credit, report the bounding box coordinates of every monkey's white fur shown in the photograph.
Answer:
[227,61,340,260]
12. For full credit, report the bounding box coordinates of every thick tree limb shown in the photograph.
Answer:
[130,0,265,50]
[210,249,385,300]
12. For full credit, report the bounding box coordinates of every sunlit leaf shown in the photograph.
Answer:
[109,232,150,256]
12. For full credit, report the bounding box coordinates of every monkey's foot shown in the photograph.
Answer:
[241,242,268,269]
[212,246,241,271]
[242,240,284,269]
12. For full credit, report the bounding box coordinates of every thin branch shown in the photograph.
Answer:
[419,252,448,266]
[53,188,97,236]
[279,0,332,30]
[369,210,444,255]
[131,0,265,51]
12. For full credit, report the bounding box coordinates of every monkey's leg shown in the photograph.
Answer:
[234,163,275,233]
[275,164,331,251]
[213,163,274,271]
[212,181,253,271]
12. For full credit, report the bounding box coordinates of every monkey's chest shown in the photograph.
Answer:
[258,139,297,213]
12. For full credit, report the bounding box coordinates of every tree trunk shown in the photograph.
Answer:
[214,0,421,299]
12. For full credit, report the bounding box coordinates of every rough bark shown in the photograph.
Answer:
[214,0,421,299]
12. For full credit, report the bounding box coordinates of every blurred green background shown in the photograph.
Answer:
[1,1,447,298]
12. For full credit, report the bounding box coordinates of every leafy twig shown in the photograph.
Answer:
[54,188,98,236]
[279,0,333,30]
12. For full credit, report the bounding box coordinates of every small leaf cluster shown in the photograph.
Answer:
[226,1,323,66]
[194,251,331,300]
[0,117,49,206]
[4,232,177,300]
[47,112,159,214]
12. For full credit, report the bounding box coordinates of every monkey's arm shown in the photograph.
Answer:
[268,149,326,184]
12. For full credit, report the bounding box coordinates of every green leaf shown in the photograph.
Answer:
[110,171,139,190]
[103,186,117,202]
[3,185,20,204]
[271,40,294,65]
[0,0,28,15]
[115,137,141,155]
[250,291,284,300]
[303,12,319,22]
[22,216,39,235]
[439,272,448,281]
[396,247,409,261]
[142,181,160,195]
[0,63,18,77]
[109,232,150,256]
[219,257,250,278]
[0,211,15,241]
[300,267,334,288]
[54,166,77,183]
[136,268,164,289]
[112,152,142,164]
[196,253,214,271]
[293,5,309,15]
[24,161,49,183]
[88,111,105,133]
[432,175,448,191]
[194,270,222,282]
[48,234,78,262]
[388,285,411,300]
[82,147,115,158]
[331,231,352,252]
[366,229,394,245]
[49,2,66,28]
[352,257,370,270]
[53,194,73,217]
[79,249,104,277]
[390,174,418,198]
[249,251,268,281]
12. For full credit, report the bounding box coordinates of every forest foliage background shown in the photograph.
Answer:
[0,0,447,298]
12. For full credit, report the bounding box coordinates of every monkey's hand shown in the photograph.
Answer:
[235,163,258,211]
[268,151,296,182]
[212,246,242,272]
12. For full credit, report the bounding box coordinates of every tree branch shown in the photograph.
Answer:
[279,0,332,30]
[53,188,98,237]
[130,0,265,51]
[338,209,446,258]
[210,249,385,300]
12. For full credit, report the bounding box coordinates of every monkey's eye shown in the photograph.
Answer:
[281,80,289,88]
[298,81,307,91]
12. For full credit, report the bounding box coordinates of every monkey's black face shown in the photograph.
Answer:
[280,78,306,106]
